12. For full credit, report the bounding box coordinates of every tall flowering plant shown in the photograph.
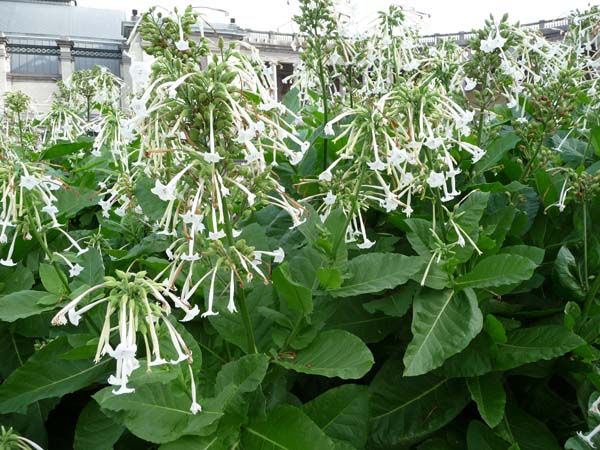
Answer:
[2,5,600,450]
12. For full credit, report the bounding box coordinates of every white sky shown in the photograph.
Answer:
[77,0,598,34]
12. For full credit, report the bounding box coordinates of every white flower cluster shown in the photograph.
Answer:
[115,26,309,318]
[308,85,480,249]
[0,156,66,266]
[51,271,202,413]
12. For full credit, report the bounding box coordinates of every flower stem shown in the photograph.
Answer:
[221,193,257,354]
[583,195,589,292]
[332,158,367,259]
[314,32,329,170]
[235,288,257,354]
[282,314,303,350]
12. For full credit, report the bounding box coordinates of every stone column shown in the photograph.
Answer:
[120,43,132,107]
[269,60,278,100]
[56,38,74,81]
[0,34,9,95]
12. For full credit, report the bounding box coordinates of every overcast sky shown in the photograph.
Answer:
[78,0,597,34]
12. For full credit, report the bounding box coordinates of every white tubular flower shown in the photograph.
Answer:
[480,28,507,53]
[389,148,407,166]
[54,252,84,278]
[164,318,191,364]
[355,208,375,249]
[578,424,600,448]
[426,171,446,188]
[0,228,18,267]
[56,228,89,256]
[201,263,221,318]
[176,39,190,52]
[17,435,45,450]
[227,269,237,313]
[188,364,202,414]
[151,165,191,202]
[52,283,106,326]
[324,191,337,205]
[545,178,571,214]
[253,247,285,264]
[463,77,477,91]
[20,174,39,191]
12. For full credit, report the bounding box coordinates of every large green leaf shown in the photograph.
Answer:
[496,403,560,450]
[475,132,520,173]
[403,289,483,376]
[0,323,34,379]
[243,404,335,450]
[324,296,396,344]
[159,435,236,450]
[0,337,111,413]
[467,372,506,428]
[74,400,124,450]
[467,420,510,450]
[369,359,470,448]
[554,246,584,300]
[215,354,269,394]
[363,283,417,317]
[455,255,537,289]
[405,218,434,256]
[94,381,224,444]
[273,262,313,315]
[209,284,275,353]
[74,248,105,288]
[40,139,93,160]
[39,263,68,296]
[495,325,584,370]
[303,384,369,449]
[331,253,423,297]
[135,176,168,221]
[437,334,495,378]
[214,353,269,415]
[454,191,490,234]
[0,290,59,322]
[0,264,34,294]
[499,245,545,265]
[275,330,374,379]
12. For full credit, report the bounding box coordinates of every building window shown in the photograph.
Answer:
[74,57,121,76]
[73,42,121,76]
[7,39,60,76]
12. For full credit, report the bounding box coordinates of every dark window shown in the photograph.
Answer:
[7,39,60,76]
[74,56,121,76]
[73,42,122,76]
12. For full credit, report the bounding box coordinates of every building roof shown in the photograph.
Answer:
[0,0,125,42]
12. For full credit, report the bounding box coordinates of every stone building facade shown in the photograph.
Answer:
[0,0,571,113]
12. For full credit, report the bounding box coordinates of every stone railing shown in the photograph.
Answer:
[244,30,296,47]
[238,16,571,49]
[420,17,570,46]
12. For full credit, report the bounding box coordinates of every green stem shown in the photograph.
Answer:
[476,79,488,147]
[332,158,367,258]
[17,113,24,148]
[236,289,257,354]
[348,65,354,109]
[583,270,600,318]
[583,196,589,292]
[282,315,303,350]
[314,36,329,170]
[221,193,257,354]
[434,194,447,242]
[519,139,544,181]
